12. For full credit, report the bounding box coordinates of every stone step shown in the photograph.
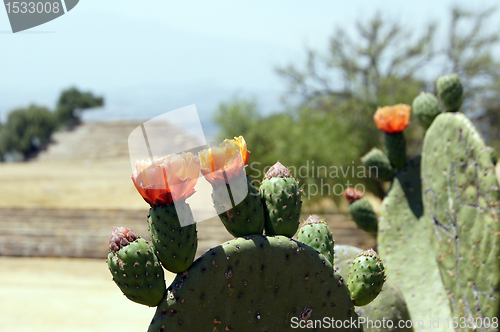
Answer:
[0,208,375,259]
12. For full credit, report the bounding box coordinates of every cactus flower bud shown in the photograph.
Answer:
[344,188,363,204]
[109,226,138,252]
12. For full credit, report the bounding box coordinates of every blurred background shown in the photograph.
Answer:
[1,1,500,331]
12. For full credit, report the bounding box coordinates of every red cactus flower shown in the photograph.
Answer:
[344,188,363,204]
[132,152,200,207]
[373,104,411,133]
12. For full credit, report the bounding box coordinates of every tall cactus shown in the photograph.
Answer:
[348,72,500,331]
[422,112,500,325]
[378,156,453,331]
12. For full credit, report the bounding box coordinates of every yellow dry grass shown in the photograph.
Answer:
[0,158,149,210]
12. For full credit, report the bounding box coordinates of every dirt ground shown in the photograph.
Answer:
[0,256,177,332]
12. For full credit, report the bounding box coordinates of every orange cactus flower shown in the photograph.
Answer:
[373,104,411,134]
[131,152,200,206]
[199,136,249,186]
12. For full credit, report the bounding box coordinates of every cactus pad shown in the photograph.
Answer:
[436,74,463,112]
[107,227,166,307]
[212,175,265,237]
[149,235,360,332]
[260,162,302,237]
[347,249,386,306]
[384,132,407,169]
[297,214,334,265]
[378,156,453,331]
[412,92,441,129]
[148,203,198,273]
[348,198,378,234]
[422,112,500,324]
[335,245,413,332]
[361,148,395,182]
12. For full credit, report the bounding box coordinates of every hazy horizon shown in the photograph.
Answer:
[1,0,499,138]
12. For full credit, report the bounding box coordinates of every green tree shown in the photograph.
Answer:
[213,97,260,142]
[215,6,500,204]
[0,105,56,159]
[55,87,104,127]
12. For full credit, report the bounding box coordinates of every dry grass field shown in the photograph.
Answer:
[0,157,148,210]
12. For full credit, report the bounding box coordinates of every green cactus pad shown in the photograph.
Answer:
[149,203,198,273]
[422,112,500,324]
[487,146,498,165]
[384,132,406,169]
[297,215,334,265]
[149,235,360,332]
[335,245,413,332]
[260,162,302,237]
[347,249,386,306]
[212,175,265,237]
[348,198,378,234]
[436,73,463,112]
[412,92,441,129]
[361,148,395,182]
[108,236,166,307]
[378,156,453,331]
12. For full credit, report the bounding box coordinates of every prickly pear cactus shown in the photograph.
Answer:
[297,214,334,265]
[149,235,361,332]
[378,156,453,331]
[422,112,500,327]
[148,203,198,273]
[107,227,166,307]
[260,161,302,237]
[335,245,413,332]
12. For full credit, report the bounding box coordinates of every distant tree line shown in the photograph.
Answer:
[0,87,104,161]
[214,6,500,203]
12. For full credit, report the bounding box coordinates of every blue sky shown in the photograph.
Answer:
[0,0,499,137]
